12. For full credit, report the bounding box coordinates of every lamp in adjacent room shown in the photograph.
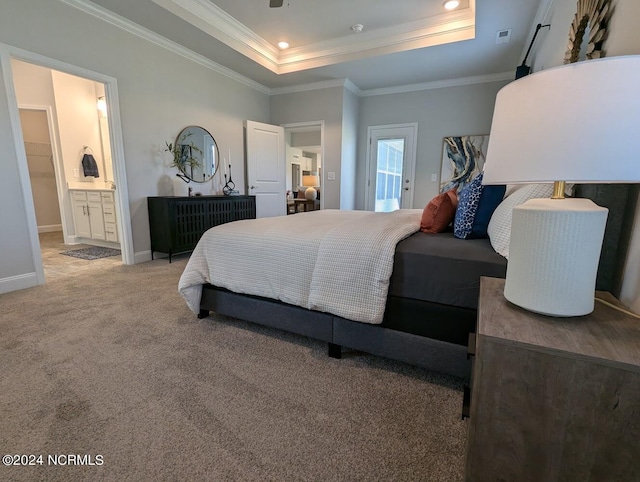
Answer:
[302,174,320,200]
[482,56,640,317]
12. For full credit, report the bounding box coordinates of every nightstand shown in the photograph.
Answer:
[464,277,640,481]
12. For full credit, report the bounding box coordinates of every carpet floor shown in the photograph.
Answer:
[0,258,466,481]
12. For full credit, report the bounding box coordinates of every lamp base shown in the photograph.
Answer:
[304,187,317,200]
[504,198,608,317]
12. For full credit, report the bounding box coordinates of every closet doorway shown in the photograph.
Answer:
[20,108,61,236]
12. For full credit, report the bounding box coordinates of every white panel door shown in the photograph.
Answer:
[365,123,418,212]
[245,120,286,218]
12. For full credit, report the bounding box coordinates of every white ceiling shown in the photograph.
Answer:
[82,0,544,92]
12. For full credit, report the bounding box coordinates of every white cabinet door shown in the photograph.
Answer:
[88,199,105,240]
[72,199,92,238]
[71,191,92,238]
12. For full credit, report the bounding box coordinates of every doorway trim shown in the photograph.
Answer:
[281,121,325,210]
[1,43,134,281]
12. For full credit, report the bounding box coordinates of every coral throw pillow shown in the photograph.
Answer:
[420,189,458,233]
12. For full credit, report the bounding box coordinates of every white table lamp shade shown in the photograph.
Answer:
[483,56,640,186]
[481,56,640,317]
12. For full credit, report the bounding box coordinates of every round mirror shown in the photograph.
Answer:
[564,0,609,64]
[173,126,218,183]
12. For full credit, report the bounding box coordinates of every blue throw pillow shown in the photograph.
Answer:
[453,173,506,239]
[470,183,506,239]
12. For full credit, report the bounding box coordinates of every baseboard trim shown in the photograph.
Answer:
[134,250,152,264]
[37,224,62,233]
[0,272,40,294]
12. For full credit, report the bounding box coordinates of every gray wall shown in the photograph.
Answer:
[0,0,269,289]
[0,70,35,280]
[530,0,640,312]
[340,88,359,210]
[356,80,509,210]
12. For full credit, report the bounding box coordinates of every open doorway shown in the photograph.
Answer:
[3,49,134,288]
[20,108,61,235]
[19,105,120,280]
[14,60,123,279]
[283,122,324,214]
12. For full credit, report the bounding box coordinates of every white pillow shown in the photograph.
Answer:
[487,183,555,259]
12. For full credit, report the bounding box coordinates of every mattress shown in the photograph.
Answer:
[388,231,507,310]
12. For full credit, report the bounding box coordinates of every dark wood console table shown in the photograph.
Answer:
[148,195,256,262]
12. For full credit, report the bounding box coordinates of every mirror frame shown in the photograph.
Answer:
[174,125,219,183]
[564,0,610,64]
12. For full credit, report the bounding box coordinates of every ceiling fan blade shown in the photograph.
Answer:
[269,0,284,7]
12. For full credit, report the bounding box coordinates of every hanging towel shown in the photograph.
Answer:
[82,153,100,177]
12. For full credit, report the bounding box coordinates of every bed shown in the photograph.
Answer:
[178,184,634,379]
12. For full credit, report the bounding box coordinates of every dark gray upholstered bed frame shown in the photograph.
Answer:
[197,185,636,380]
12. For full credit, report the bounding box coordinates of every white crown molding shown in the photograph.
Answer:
[269,78,352,96]
[150,0,476,74]
[150,0,280,71]
[269,71,512,97]
[343,79,362,97]
[277,12,476,73]
[59,0,271,94]
[358,71,514,97]
[57,0,507,98]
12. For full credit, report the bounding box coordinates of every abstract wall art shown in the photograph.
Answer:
[439,135,489,193]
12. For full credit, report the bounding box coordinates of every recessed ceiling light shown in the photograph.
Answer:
[278,41,289,49]
[443,0,460,10]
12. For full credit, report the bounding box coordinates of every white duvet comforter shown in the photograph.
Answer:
[178,209,421,324]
